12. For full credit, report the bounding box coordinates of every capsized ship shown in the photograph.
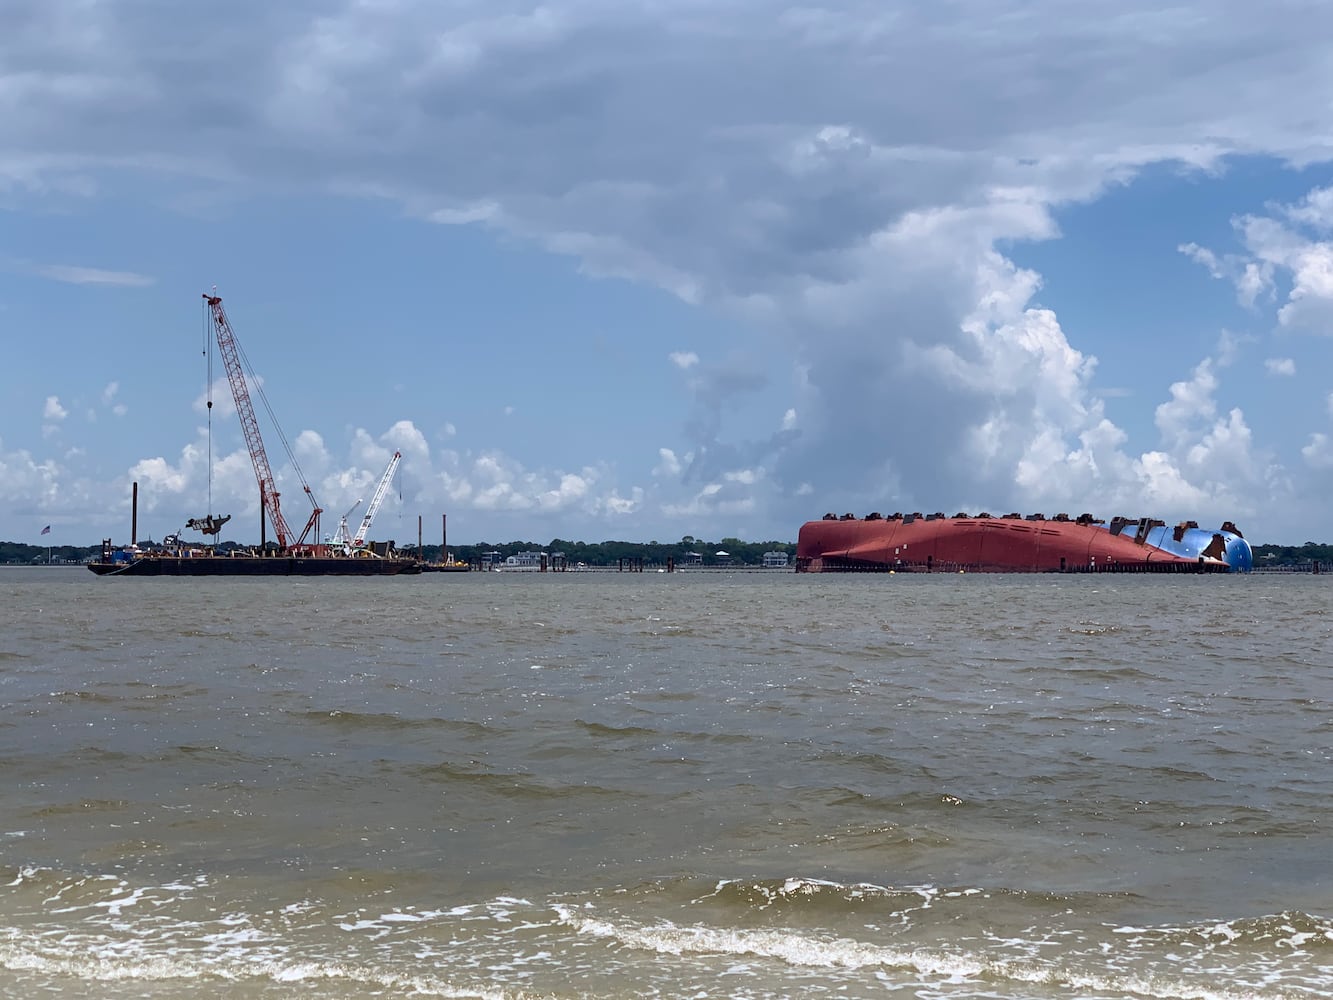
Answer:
[796,511,1253,574]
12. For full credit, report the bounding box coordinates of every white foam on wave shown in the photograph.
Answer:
[5,866,42,888]
[333,895,541,942]
[0,934,534,999]
[552,906,1325,1000]
[555,903,979,975]
[699,875,941,910]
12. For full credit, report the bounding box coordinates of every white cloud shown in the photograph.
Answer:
[43,396,67,421]
[669,351,699,370]
[1178,241,1222,277]
[1179,240,1275,308]
[0,437,59,505]
[653,447,683,477]
[1302,433,1333,469]
[1187,187,1333,333]
[193,376,243,419]
[603,489,641,515]
[35,264,154,287]
[1264,357,1296,376]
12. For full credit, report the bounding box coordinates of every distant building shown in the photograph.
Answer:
[762,550,789,568]
[682,551,703,566]
[714,550,731,566]
[497,551,545,570]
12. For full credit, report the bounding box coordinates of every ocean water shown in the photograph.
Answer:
[1,566,1329,999]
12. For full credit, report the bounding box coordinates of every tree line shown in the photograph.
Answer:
[1249,542,1333,567]
[407,536,795,567]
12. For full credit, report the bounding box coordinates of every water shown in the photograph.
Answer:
[1,566,1330,998]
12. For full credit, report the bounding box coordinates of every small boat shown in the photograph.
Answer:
[419,559,472,573]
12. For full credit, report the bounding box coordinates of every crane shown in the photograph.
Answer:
[203,293,322,551]
[328,499,363,548]
[352,451,402,550]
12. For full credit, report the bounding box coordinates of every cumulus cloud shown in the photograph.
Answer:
[1187,186,1333,334]
[43,396,67,421]
[0,437,59,506]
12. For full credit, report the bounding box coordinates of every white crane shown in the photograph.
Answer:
[328,499,363,548]
[352,451,402,550]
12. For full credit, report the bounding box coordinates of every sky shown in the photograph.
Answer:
[4,1,1333,548]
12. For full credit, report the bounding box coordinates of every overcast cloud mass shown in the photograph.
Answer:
[4,1,1333,545]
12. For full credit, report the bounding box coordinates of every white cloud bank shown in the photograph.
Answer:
[6,1,1333,542]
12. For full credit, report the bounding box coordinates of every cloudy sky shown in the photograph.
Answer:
[5,0,1333,547]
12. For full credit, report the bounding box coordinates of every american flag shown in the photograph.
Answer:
[40,525,50,536]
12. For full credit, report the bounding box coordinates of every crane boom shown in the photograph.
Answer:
[353,451,401,547]
[203,293,321,551]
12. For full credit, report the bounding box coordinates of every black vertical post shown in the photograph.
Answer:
[131,481,138,545]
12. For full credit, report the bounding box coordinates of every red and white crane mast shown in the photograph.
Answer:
[203,293,322,551]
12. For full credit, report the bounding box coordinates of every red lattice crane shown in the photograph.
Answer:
[203,293,322,552]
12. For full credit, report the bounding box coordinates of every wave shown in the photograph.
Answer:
[6,863,1327,998]
[551,881,1333,998]
[283,710,499,739]
[0,938,528,999]
[407,760,631,802]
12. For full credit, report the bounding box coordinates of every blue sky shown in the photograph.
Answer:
[4,1,1333,547]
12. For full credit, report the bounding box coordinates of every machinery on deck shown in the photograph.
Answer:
[328,500,363,549]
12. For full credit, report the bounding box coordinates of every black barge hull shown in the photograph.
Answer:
[88,556,421,576]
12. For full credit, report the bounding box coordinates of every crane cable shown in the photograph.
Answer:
[231,330,319,512]
[203,299,214,518]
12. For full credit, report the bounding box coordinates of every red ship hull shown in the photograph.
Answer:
[796,514,1231,573]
